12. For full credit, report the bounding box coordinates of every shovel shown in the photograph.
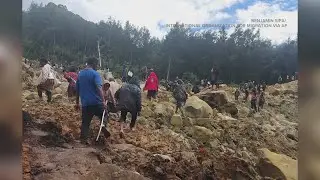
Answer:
[96,109,106,141]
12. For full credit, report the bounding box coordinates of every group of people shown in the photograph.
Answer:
[35,58,275,144]
[36,57,163,144]
[278,73,297,84]
[235,80,266,112]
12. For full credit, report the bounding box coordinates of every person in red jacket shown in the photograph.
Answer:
[143,69,159,100]
[63,67,78,98]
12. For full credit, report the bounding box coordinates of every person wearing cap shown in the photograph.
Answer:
[75,57,110,145]
[115,71,141,137]
[143,69,159,100]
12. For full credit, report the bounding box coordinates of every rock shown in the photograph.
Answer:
[269,87,280,96]
[209,139,220,148]
[53,94,63,100]
[242,151,251,160]
[81,163,149,180]
[141,106,153,118]
[197,90,229,109]
[223,102,238,117]
[53,87,63,94]
[183,117,194,127]
[189,126,213,143]
[239,106,250,118]
[25,92,37,100]
[262,124,276,132]
[283,89,296,95]
[194,118,213,129]
[180,151,199,165]
[257,148,297,180]
[184,96,213,118]
[217,113,237,121]
[154,103,167,116]
[286,129,298,141]
[153,103,174,118]
[171,114,183,127]
[137,116,147,125]
[153,154,174,162]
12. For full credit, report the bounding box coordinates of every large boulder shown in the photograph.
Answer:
[24,92,37,100]
[197,90,238,117]
[53,87,63,94]
[188,126,214,143]
[171,114,183,127]
[194,118,213,129]
[222,102,238,117]
[81,163,149,180]
[154,102,174,118]
[184,96,213,118]
[197,90,229,109]
[257,148,297,180]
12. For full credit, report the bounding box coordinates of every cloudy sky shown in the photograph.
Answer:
[23,0,297,44]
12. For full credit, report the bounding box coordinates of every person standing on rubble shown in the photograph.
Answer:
[36,58,55,103]
[75,57,110,145]
[172,81,188,116]
[143,69,159,100]
[115,71,142,137]
[102,77,120,113]
[210,65,219,89]
[63,66,78,99]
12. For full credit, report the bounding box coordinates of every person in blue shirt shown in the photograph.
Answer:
[75,57,110,145]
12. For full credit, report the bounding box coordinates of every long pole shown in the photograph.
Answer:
[97,38,102,68]
[166,57,171,81]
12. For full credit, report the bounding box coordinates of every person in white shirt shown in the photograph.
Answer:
[36,58,55,102]
[102,77,120,113]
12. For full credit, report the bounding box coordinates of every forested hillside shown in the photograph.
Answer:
[22,2,297,84]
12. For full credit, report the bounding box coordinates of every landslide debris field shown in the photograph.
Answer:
[22,62,298,180]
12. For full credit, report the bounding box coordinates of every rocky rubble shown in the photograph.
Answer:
[22,62,298,180]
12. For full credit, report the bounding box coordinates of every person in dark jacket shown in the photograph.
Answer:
[192,82,200,94]
[250,89,258,112]
[234,88,240,101]
[262,81,267,91]
[258,92,265,111]
[115,71,142,137]
[172,82,188,116]
[210,65,219,89]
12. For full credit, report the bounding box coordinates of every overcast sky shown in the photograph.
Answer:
[23,0,297,44]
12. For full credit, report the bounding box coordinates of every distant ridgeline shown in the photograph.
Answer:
[22,2,297,84]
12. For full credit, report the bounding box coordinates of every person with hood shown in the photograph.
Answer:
[172,82,188,116]
[63,66,78,98]
[75,57,110,145]
[115,71,142,137]
[143,69,159,100]
[36,58,55,102]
